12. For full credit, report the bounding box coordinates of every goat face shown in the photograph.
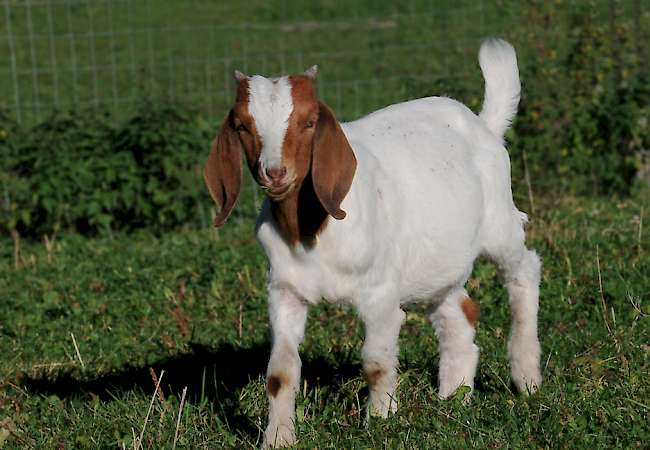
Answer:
[236,73,318,201]
[204,66,357,229]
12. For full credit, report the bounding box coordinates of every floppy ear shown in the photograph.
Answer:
[203,111,242,226]
[311,101,357,220]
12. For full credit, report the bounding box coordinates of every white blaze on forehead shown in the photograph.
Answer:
[247,75,294,172]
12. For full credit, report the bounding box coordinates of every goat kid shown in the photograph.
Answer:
[204,39,542,448]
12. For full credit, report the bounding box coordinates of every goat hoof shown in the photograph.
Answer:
[263,423,295,449]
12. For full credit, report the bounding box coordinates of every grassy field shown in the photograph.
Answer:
[1,192,649,448]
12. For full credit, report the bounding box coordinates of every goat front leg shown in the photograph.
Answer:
[359,298,406,419]
[263,287,308,449]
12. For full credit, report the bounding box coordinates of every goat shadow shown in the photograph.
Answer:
[22,342,361,437]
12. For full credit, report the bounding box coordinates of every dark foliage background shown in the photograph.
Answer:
[1,103,215,237]
[1,1,649,237]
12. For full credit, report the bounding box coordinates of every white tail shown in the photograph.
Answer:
[478,38,521,143]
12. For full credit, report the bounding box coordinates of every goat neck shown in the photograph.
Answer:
[270,171,329,247]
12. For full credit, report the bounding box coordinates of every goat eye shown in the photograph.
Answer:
[236,124,248,133]
[305,121,315,129]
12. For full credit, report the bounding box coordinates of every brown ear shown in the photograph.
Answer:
[203,111,242,226]
[311,101,357,220]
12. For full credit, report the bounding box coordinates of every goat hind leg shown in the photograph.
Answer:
[486,231,543,395]
[429,288,480,400]
[500,248,543,394]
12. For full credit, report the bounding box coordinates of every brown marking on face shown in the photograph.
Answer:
[279,76,319,187]
[252,75,317,197]
[460,295,479,327]
[267,373,284,398]
[266,75,338,247]
[363,362,387,391]
[231,80,264,180]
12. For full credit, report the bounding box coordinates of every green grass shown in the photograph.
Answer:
[1,193,649,448]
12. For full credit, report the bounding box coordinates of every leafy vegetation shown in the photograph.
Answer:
[0,103,223,237]
[406,1,650,197]
[510,2,650,196]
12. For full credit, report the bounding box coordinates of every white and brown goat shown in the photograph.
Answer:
[204,39,542,448]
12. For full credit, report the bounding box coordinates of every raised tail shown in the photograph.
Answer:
[478,38,521,143]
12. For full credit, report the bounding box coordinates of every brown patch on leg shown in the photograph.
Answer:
[460,295,479,327]
[267,373,285,398]
[362,363,386,390]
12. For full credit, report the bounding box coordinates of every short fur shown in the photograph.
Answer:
[460,295,480,326]
[247,75,294,173]
[204,38,543,449]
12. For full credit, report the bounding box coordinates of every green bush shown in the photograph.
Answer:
[0,103,214,237]
[1,110,114,235]
[112,104,212,231]
[509,1,650,195]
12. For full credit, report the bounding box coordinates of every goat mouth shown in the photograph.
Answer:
[262,182,294,199]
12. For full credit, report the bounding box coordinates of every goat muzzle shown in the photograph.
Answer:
[265,166,287,182]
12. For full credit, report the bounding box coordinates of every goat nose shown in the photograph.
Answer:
[266,167,287,180]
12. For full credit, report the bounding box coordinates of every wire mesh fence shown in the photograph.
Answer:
[6,0,645,127]
[2,0,648,127]
[0,0,488,125]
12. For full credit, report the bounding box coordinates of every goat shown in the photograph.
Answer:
[204,38,542,448]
